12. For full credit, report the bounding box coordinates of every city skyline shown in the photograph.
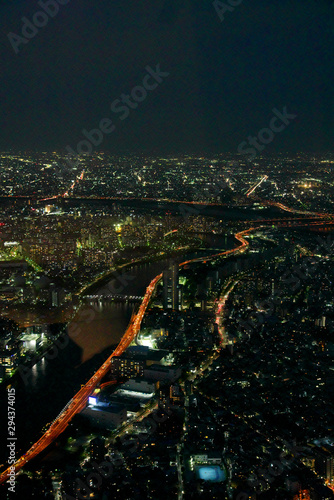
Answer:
[1,1,334,499]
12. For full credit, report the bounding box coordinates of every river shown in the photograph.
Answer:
[0,234,236,467]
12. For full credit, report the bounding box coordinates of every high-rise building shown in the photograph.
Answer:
[163,263,179,310]
[51,287,65,307]
[315,452,334,483]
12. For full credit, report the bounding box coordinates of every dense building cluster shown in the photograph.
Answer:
[0,153,333,499]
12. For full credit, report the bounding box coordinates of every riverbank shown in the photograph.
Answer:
[78,241,205,296]
[0,232,240,480]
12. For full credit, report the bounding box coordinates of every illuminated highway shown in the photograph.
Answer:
[179,227,254,266]
[0,226,255,485]
[0,216,331,485]
[267,200,326,218]
[0,272,162,485]
[63,170,85,198]
[240,215,330,225]
[41,170,85,201]
[246,175,268,197]
[215,279,239,345]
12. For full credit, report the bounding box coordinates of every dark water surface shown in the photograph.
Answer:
[0,235,236,466]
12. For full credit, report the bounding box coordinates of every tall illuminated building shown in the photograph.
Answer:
[163,262,179,310]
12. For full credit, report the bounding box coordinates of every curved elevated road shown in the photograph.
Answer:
[2,215,331,485]
[0,272,162,484]
[0,227,256,485]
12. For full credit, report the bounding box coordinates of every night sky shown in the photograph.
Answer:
[1,0,334,154]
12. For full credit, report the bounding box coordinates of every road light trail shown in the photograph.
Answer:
[0,273,161,485]
[0,226,284,485]
[2,208,333,487]
[246,175,268,197]
[215,279,239,345]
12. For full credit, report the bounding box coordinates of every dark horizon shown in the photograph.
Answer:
[1,0,334,154]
